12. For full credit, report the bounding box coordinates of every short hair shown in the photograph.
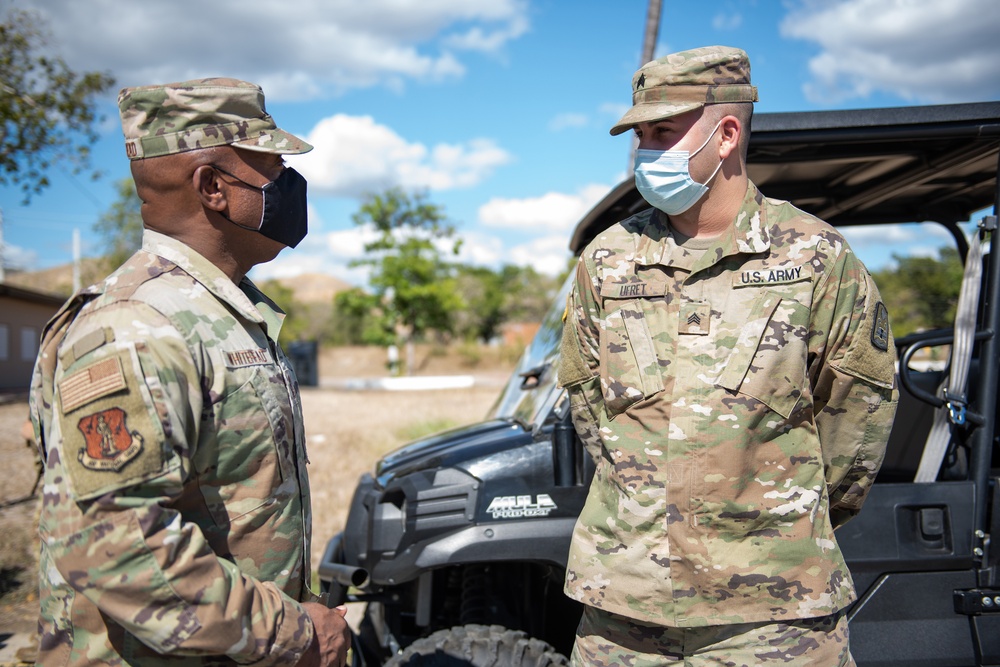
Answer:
[708,102,753,160]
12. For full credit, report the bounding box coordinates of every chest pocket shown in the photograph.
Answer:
[599,295,665,418]
[715,287,811,419]
[197,356,297,527]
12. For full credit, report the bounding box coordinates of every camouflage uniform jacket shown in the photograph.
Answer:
[559,182,898,627]
[29,230,315,666]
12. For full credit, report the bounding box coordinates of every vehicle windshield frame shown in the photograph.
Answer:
[487,272,574,429]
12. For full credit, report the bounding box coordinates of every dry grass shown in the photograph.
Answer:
[0,344,514,647]
[301,385,501,571]
[0,397,42,640]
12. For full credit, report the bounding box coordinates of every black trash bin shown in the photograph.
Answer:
[285,340,319,387]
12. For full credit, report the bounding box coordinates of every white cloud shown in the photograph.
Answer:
[444,12,530,52]
[246,187,586,284]
[600,102,630,118]
[22,0,530,100]
[551,102,633,133]
[293,114,511,197]
[549,113,590,131]
[478,184,611,233]
[1,243,39,271]
[322,227,382,260]
[839,221,956,270]
[251,225,377,285]
[252,224,570,284]
[840,222,952,248]
[781,0,1000,104]
[507,235,573,276]
[251,251,368,286]
[452,231,505,267]
[712,12,743,31]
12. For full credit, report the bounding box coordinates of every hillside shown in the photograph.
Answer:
[272,272,353,304]
[5,261,354,305]
[3,258,106,297]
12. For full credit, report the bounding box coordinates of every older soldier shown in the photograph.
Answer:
[29,78,349,666]
[559,47,898,665]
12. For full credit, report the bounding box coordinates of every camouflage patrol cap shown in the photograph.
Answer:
[117,77,313,160]
[610,46,758,136]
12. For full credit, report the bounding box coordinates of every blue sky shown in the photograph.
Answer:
[2,0,998,286]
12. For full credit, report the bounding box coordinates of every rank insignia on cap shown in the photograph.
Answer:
[872,302,890,351]
[77,407,144,472]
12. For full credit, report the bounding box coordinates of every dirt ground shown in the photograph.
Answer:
[0,344,515,664]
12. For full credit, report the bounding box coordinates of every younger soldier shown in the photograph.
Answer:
[559,47,898,666]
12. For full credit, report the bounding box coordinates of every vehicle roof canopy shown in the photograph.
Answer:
[570,102,1000,255]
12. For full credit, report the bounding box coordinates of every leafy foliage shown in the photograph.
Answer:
[873,246,964,338]
[454,265,504,342]
[93,178,143,271]
[256,280,311,348]
[0,8,115,202]
[332,287,395,346]
[349,188,463,351]
[454,264,563,342]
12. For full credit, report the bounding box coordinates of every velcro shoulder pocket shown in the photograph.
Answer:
[837,277,896,390]
[56,346,166,501]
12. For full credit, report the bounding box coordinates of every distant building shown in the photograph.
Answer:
[0,283,65,392]
[500,321,541,348]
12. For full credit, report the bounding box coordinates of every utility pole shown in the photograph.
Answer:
[641,0,662,67]
[73,228,81,293]
[630,0,663,174]
[0,207,6,283]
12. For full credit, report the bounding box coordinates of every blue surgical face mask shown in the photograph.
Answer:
[212,164,309,248]
[633,119,724,215]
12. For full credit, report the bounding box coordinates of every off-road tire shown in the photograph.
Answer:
[385,624,569,667]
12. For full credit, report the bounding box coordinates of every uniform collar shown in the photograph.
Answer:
[633,209,673,267]
[719,180,771,257]
[141,230,286,341]
[634,181,772,274]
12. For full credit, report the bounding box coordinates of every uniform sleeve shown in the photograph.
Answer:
[559,256,605,462]
[810,249,899,529]
[40,303,314,665]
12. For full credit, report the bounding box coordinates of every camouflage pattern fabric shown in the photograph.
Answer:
[118,77,313,160]
[29,230,315,666]
[610,46,759,136]
[558,182,898,627]
[571,605,854,667]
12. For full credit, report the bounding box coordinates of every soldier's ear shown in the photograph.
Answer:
[193,165,228,213]
[718,115,741,160]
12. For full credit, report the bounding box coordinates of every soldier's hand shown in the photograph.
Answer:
[298,602,351,667]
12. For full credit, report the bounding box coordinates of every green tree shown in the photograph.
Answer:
[454,264,563,343]
[350,188,463,373]
[454,265,504,342]
[332,287,395,346]
[256,279,314,348]
[1,8,115,202]
[874,246,964,338]
[498,264,562,324]
[93,177,143,271]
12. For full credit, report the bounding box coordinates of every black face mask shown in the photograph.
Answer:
[212,164,309,248]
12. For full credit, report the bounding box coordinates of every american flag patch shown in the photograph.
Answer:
[59,356,127,413]
[226,348,270,368]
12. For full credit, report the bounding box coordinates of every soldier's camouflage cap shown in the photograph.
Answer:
[610,46,758,136]
[117,77,313,160]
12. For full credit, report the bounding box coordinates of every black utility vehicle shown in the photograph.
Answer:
[321,102,1000,667]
